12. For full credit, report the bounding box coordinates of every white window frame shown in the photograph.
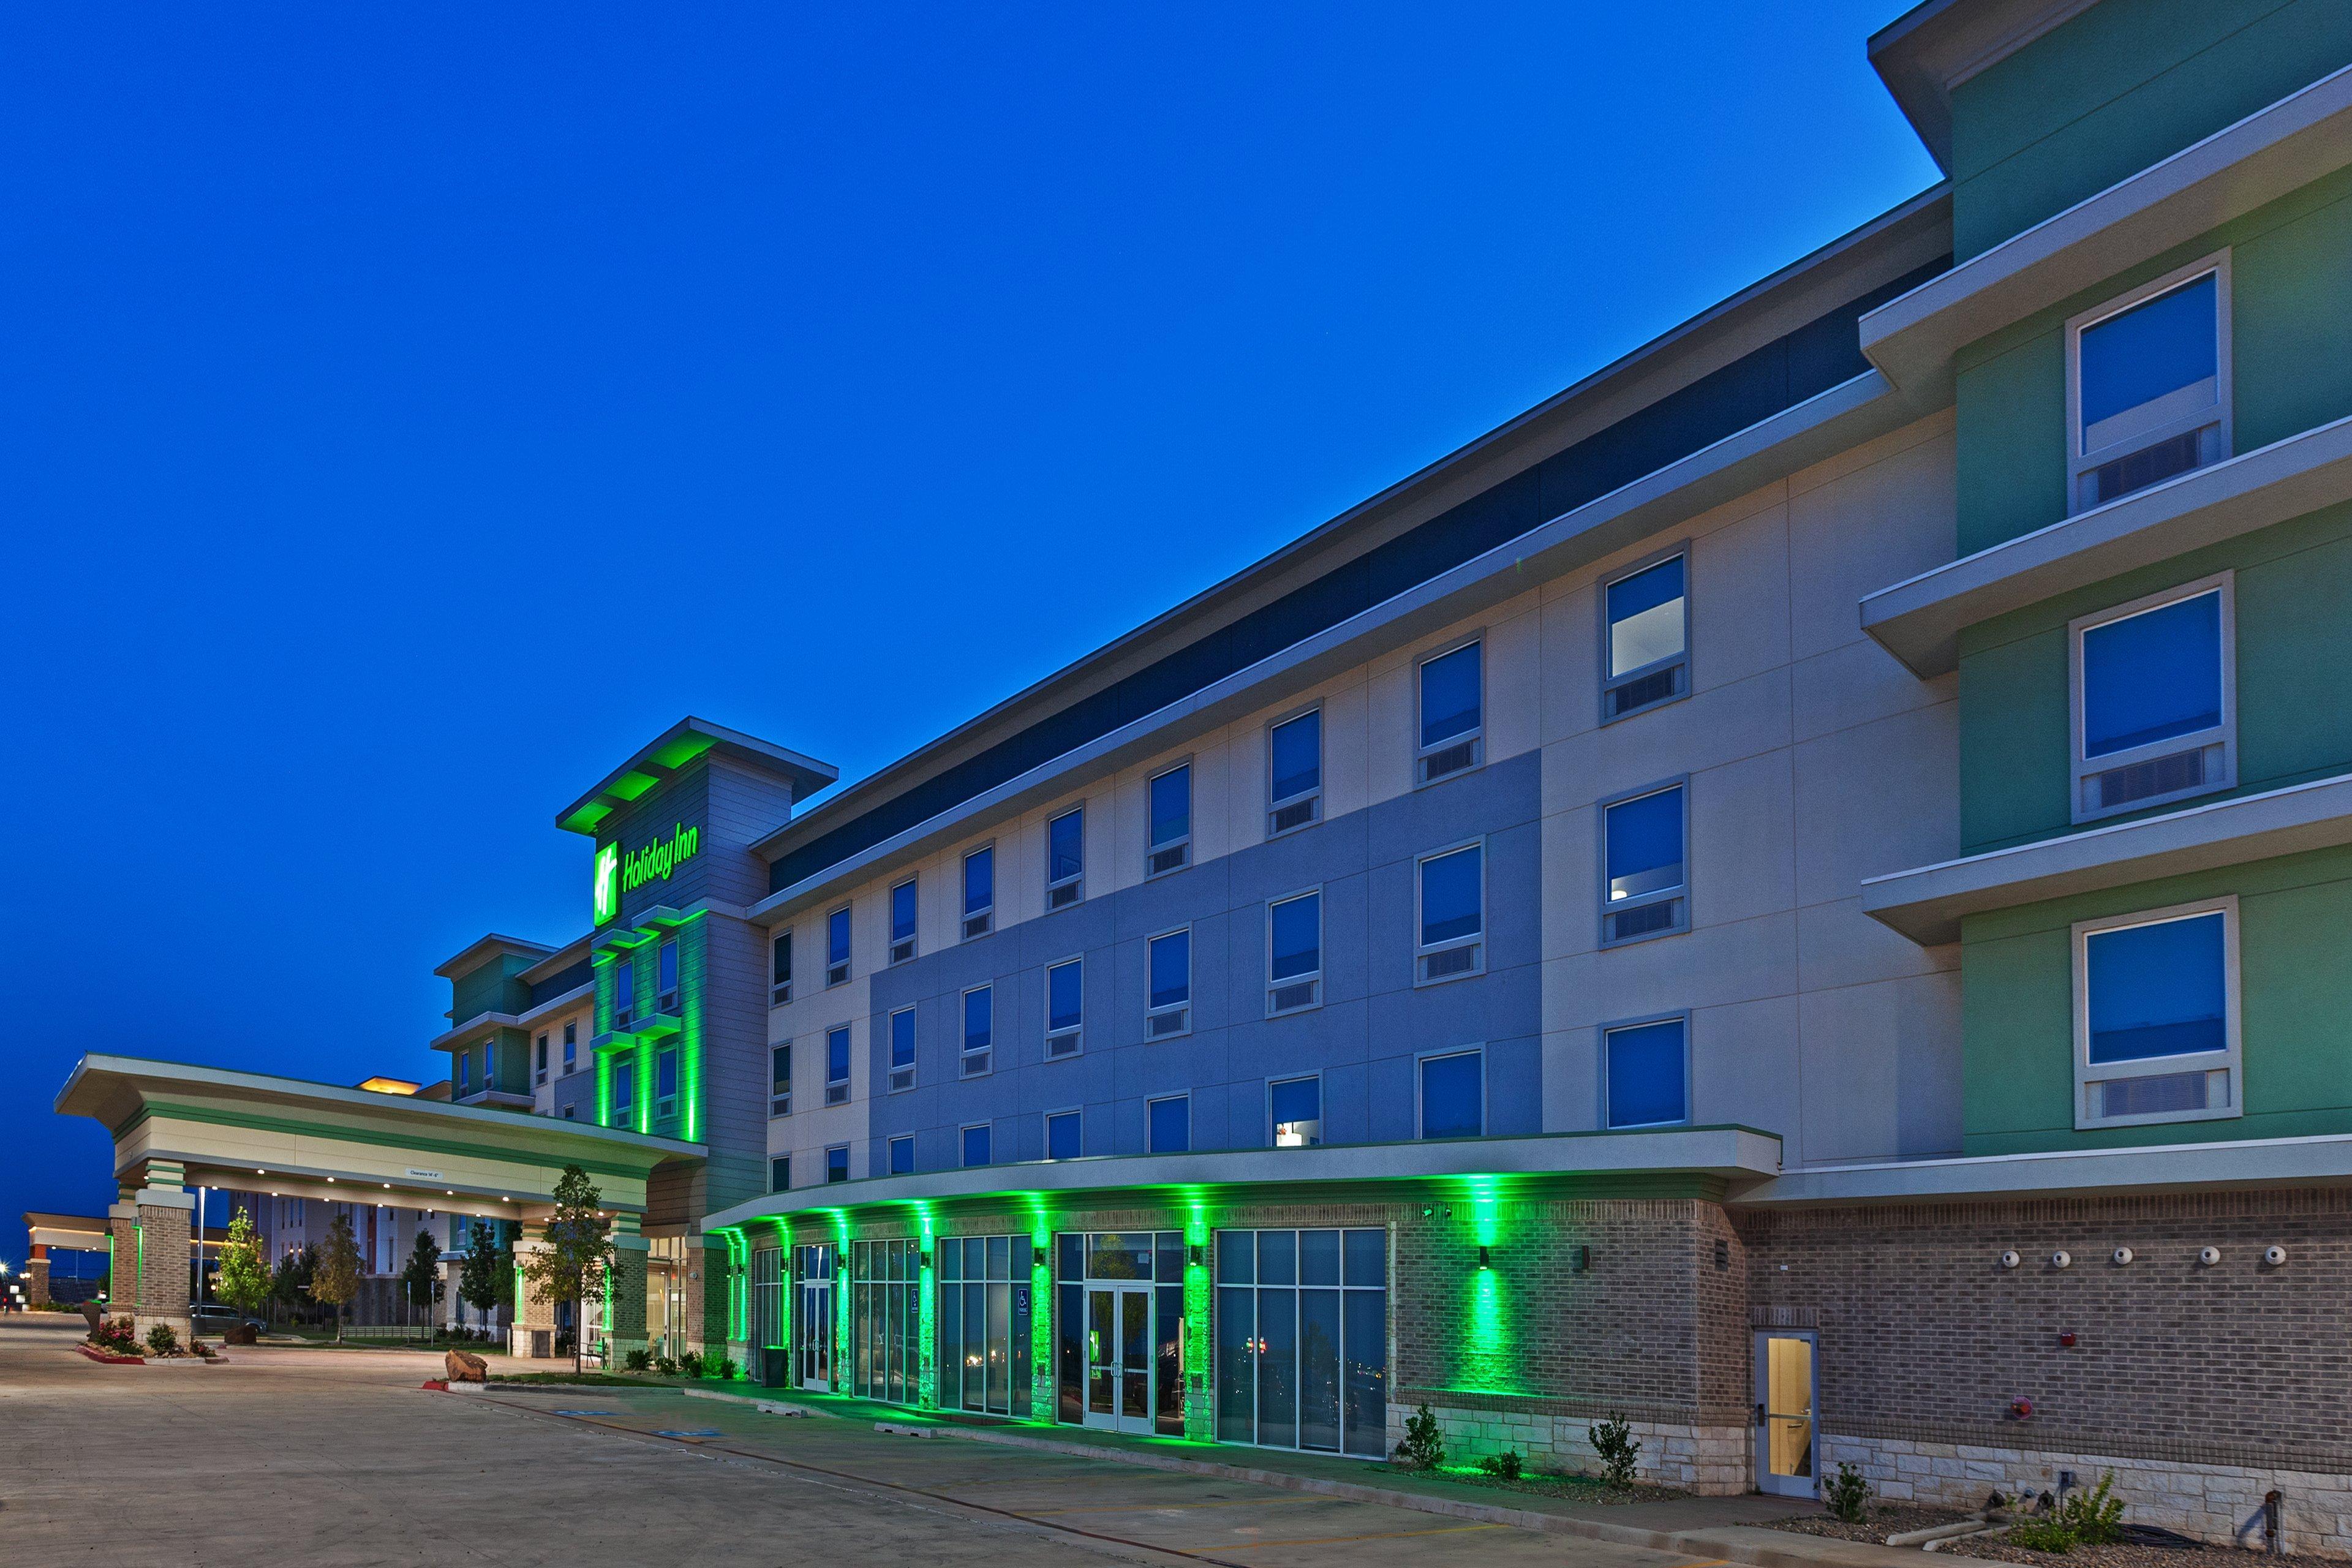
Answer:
[1044,1106,1083,1161]
[1414,633,1485,786]
[1600,1010,1693,1130]
[961,843,996,940]
[1145,924,1193,1039]
[2065,252,2232,515]
[825,1024,852,1106]
[771,928,794,1006]
[886,1005,917,1094]
[1413,839,1486,985]
[826,905,852,987]
[1264,886,1324,1016]
[1046,805,1086,910]
[1599,544,1691,724]
[1415,1045,1486,1140]
[2068,573,2237,824]
[769,1039,793,1118]
[824,1144,850,1185]
[960,1121,992,1169]
[2072,896,2242,1131]
[1145,761,1194,878]
[1044,955,1084,1058]
[888,877,919,967]
[1267,1071,1323,1148]
[1265,704,1324,837]
[1146,1093,1191,1155]
[960,983,993,1078]
[1599,777,1691,946]
[888,1134,915,1177]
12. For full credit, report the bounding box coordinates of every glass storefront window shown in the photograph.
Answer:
[937,1235,1028,1416]
[1215,1227,1386,1457]
[1055,1231,1185,1436]
[850,1238,921,1406]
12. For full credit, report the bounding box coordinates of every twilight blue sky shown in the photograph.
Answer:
[0,4,1937,1257]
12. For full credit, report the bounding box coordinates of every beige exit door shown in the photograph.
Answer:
[1754,1331,1817,1498]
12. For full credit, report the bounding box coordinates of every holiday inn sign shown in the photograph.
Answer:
[593,823,700,925]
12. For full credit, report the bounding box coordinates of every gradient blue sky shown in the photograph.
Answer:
[0,4,1938,1261]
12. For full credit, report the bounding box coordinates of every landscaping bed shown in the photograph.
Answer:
[1947,1536,2322,1567]
[1404,1464,1685,1506]
[1766,1503,1978,1544]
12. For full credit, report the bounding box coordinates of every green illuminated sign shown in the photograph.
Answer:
[592,844,619,926]
[621,823,700,894]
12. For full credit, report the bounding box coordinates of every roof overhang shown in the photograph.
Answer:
[433,933,553,981]
[24,1212,111,1251]
[557,716,837,837]
[56,1054,702,1218]
[1867,0,2100,172]
[1738,1131,2352,1206]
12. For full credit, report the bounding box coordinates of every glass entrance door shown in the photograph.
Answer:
[1084,1285,1153,1433]
[795,1243,836,1392]
[1754,1332,1817,1498]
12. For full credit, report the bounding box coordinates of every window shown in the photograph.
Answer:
[1147,763,1192,876]
[2068,257,2229,512]
[458,1050,472,1095]
[772,930,793,1005]
[1603,782,1687,943]
[1603,551,1688,720]
[1215,1227,1388,1455]
[1046,957,1083,1057]
[1419,1049,1482,1139]
[2070,576,2234,821]
[889,878,918,965]
[1270,1075,1322,1147]
[770,1042,793,1117]
[1416,638,1483,784]
[826,1025,851,1105]
[1605,1016,1689,1128]
[657,938,679,1012]
[887,1007,916,1093]
[1147,927,1191,1037]
[889,1134,914,1175]
[1047,1109,1082,1161]
[655,1046,679,1120]
[1148,1094,1190,1154]
[827,906,851,987]
[962,1122,992,1168]
[1266,889,1322,1014]
[960,985,993,1077]
[612,1061,634,1123]
[1415,843,1485,982]
[562,1105,575,1119]
[563,1021,576,1072]
[826,1144,850,1184]
[535,1033,548,1085]
[2075,899,2240,1129]
[612,959,635,1028]
[770,1156,791,1193]
[1267,708,1322,834]
[962,846,995,938]
[1047,806,1085,908]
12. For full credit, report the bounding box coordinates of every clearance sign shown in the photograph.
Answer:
[594,823,700,925]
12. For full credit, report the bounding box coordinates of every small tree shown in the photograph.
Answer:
[312,1213,362,1340]
[459,1222,505,1332]
[521,1164,616,1374]
[213,1207,272,1326]
[399,1228,445,1337]
[271,1244,314,1327]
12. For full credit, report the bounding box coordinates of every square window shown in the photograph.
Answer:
[1602,783,1687,943]
[1604,1017,1689,1128]
[825,1145,849,1185]
[1268,709,1322,833]
[826,907,851,986]
[1267,890,1322,1014]
[1270,1075,1321,1147]
[889,879,918,964]
[1415,843,1485,982]
[770,1156,790,1193]
[962,985,993,1076]
[2075,900,2240,1129]
[770,1042,793,1117]
[961,1123,992,1168]
[1603,552,1688,721]
[1048,807,1085,907]
[889,1135,914,1176]
[2068,260,2229,511]
[1416,639,1483,783]
[1047,1109,1082,1161]
[2070,578,2234,821]
[1147,764,1192,876]
[1147,928,1191,1035]
[1147,1095,1189,1155]
[1046,957,1083,1054]
[1419,1050,1482,1139]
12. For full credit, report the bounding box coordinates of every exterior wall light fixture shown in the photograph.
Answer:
[1476,1245,1491,1270]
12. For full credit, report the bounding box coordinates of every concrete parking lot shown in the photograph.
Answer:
[0,1315,1723,1568]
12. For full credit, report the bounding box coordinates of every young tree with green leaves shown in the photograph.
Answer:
[312,1213,362,1340]
[458,1222,505,1333]
[399,1227,445,1336]
[520,1164,616,1374]
[271,1244,314,1327]
[213,1206,272,1326]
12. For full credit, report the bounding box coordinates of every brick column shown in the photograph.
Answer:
[609,1237,649,1366]
[510,1223,556,1359]
[28,1246,50,1308]
[683,1234,729,1356]
[110,1182,194,1347]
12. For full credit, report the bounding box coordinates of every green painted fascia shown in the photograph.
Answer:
[1948,0,2352,258]
[1959,841,2352,1154]
[1958,500,2352,853]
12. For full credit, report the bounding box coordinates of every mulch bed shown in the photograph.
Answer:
[1403,1466,1685,1505]
[1768,1503,1978,1543]
[1948,1537,2322,1567]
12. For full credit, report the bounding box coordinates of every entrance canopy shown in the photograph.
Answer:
[56,1054,702,1221]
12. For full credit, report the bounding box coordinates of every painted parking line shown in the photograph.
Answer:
[652,1428,725,1438]
[552,1409,621,1416]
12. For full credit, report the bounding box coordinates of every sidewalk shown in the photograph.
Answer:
[660,1383,1935,1568]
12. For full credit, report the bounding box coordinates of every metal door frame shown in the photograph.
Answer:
[1753,1329,1820,1498]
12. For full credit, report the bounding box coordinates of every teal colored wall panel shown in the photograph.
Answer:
[450,952,535,1024]
[1961,843,2352,1154]
[1950,0,2352,258]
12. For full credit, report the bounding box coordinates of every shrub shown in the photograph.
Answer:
[654,1355,679,1378]
[1825,1461,1871,1524]
[1588,1412,1640,1490]
[2058,1473,2124,1546]
[2007,1517,2076,1553]
[145,1323,180,1357]
[713,1355,739,1381]
[624,1347,652,1373]
[91,1316,140,1354]
[1392,1403,1446,1469]
[1477,1450,1525,1481]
